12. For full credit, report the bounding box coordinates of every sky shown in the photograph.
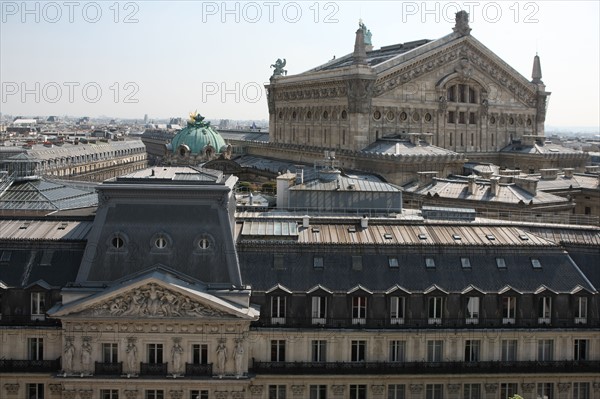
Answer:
[1,0,599,128]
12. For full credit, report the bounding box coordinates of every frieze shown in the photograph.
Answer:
[124,390,139,399]
[79,390,93,399]
[76,283,231,318]
[170,390,184,399]
[371,385,385,395]
[448,384,461,394]
[249,385,263,395]
[231,392,245,399]
[521,383,535,393]
[373,41,536,106]
[291,385,305,395]
[331,385,345,395]
[274,82,347,102]
[63,390,77,399]
[215,392,229,399]
[484,384,498,393]
[4,384,19,395]
[558,383,571,393]
[48,384,62,395]
[410,384,424,394]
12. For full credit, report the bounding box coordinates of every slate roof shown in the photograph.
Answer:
[535,174,600,191]
[361,139,458,156]
[0,179,98,212]
[500,142,584,155]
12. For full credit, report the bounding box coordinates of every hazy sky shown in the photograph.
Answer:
[1,1,598,128]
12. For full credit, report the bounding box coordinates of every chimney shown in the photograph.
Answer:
[248,192,254,206]
[352,26,368,65]
[302,215,310,228]
[467,175,477,195]
[563,168,574,178]
[540,168,558,180]
[295,165,304,184]
[360,215,369,229]
[585,165,599,174]
[417,171,438,186]
[514,177,538,195]
[490,176,500,197]
[408,133,419,146]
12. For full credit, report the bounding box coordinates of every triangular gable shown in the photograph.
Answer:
[498,285,522,295]
[385,285,412,295]
[49,274,258,320]
[25,280,52,290]
[461,284,486,295]
[424,284,449,295]
[266,283,292,295]
[347,284,373,295]
[307,284,333,295]
[534,285,558,295]
[570,285,595,295]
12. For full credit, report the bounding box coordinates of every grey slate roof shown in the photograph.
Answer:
[0,179,99,212]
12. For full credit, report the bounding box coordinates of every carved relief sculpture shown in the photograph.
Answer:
[63,337,75,373]
[234,339,244,378]
[126,338,138,374]
[171,338,184,375]
[81,337,92,373]
[216,340,227,377]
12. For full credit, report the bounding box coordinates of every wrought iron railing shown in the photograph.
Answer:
[185,363,213,376]
[94,361,123,375]
[140,362,167,376]
[251,360,600,375]
[0,314,61,327]
[0,358,61,373]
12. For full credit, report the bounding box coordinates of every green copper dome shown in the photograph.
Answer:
[170,113,227,155]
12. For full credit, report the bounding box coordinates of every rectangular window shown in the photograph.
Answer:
[147,344,163,364]
[270,340,285,362]
[101,390,119,399]
[390,297,405,324]
[500,384,518,399]
[459,84,466,102]
[496,258,506,269]
[313,256,324,268]
[311,296,327,324]
[447,86,456,102]
[574,339,588,361]
[469,87,476,103]
[427,340,443,362]
[351,340,366,362]
[537,383,553,399]
[29,337,43,360]
[501,340,517,362]
[537,339,554,361]
[428,297,443,324]
[27,384,44,399]
[425,257,435,268]
[464,340,480,362]
[426,384,444,399]
[31,292,46,320]
[192,344,208,364]
[469,112,476,125]
[464,384,481,399]
[389,340,406,362]
[268,385,287,399]
[312,340,326,362]
[352,296,367,324]
[502,297,516,323]
[350,385,367,399]
[461,257,471,269]
[145,391,164,399]
[388,257,399,268]
[448,111,455,124]
[310,385,327,399]
[538,296,552,323]
[575,297,587,323]
[102,343,118,363]
[459,112,466,124]
[388,385,405,399]
[271,296,286,324]
[190,390,209,399]
[573,383,589,399]
[466,297,479,324]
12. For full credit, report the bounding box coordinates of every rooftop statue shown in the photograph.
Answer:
[359,19,372,46]
[270,58,287,77]
[187,111,211,128]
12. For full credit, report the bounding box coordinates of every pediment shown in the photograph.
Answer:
[50,276,258,320]
[373,35,537,107]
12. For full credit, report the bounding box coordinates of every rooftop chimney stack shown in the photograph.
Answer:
[490,176,500,197]
[467,175,477,195]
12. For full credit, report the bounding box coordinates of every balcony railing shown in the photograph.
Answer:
[140,362,168,376]
[185,363,213,376]
[0,358,61,373]
[253,316,599,329]
[95,362,123,375]
[251,360,600,375]
[0,314,61,327]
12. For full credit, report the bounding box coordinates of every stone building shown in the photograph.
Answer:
[0,166,598,399]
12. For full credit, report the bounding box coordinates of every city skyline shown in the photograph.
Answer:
[1,1,599,128]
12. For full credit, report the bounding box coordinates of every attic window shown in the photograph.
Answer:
[155,236,167,249]
[461,257,471,269]
[418,233,427,240]
[20,222,31,230]
[348,226,356,233]
[452,234,461,240]
[0,251,11,262]
[519,234,529,241]
[388,257,399,268]
[313,256,324,269]
[312,227,320,233]
[486,234,496,241]
[496,258,506,269]
[40,251,53,267]
[57,222,68,230]
[112,236,124,249]
[383,233,393,240]
[352,256,363,271]
[531,258,542,269]
[425,257,435,269]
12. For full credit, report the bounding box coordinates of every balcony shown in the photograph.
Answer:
[352,318,366,325]
[185,363,213,377]
[0,314,61,327]
[575,317,587,324]
[140,362,168,376]
[0,358,61,373]
[251,360,600,375]
[312,318,326,325]
[390,318,404,325]
[271,317,286,325]
[465,318,479,325]
[95,362,123,375]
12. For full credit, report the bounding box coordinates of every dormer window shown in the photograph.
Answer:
[112,235,124,249]
[155,236,167,249]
